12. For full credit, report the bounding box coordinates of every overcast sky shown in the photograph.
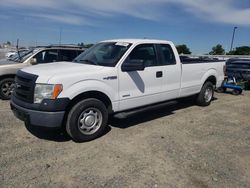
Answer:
[0,0,250,54]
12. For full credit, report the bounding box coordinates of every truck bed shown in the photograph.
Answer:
[180,59,225,97]
[180,56,225,64]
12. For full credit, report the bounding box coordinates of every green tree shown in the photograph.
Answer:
[176,44,191,54]
[78,42,84,47]
[227,46,250,55]
[6,41,11,46]
[209,44,225,55]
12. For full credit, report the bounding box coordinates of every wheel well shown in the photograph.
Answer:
[0,74,16,81]
[66,91,113,114]
[205,76,216,86]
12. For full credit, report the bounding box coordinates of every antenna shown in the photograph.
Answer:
[59,28,62,45]
[16,39,19,49]
[16,39,21,61]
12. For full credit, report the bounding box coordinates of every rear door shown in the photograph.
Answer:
[156,44,181,99]
[118,43,166,111]
[59,49,79,61]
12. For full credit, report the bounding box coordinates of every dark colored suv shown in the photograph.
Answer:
[226,58,250,81]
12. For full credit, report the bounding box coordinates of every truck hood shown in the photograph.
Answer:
[22,61,105,82]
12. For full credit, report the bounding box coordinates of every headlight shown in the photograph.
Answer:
[34,84,63,104]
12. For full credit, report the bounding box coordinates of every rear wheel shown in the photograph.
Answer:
[66,98,108,142]
[196,81,214,106]
[0,78,15,100]
[232,89,242,95]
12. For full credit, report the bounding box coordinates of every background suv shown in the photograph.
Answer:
[0,45,85,99]
[226,58,250,81]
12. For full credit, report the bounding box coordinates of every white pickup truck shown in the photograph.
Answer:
[11,39,225,142]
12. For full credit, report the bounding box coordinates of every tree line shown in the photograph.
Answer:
[176,44,250,55]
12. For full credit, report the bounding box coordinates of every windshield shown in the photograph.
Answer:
[73,42,131,67]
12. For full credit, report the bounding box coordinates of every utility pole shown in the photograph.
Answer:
[59,27,62,45]
[230,26,238,52]
[16,39,21,60]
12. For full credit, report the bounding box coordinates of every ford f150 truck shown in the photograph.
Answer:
[10,39,225,142]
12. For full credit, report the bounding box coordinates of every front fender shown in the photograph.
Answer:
[0,67,17,76]
[0,64,28,76]
[59,79,118,103]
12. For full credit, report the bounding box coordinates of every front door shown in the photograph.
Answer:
[118,44,166,111]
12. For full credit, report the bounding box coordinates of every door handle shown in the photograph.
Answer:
[156,71,163,78]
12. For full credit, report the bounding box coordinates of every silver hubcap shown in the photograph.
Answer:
[1,81,14,97]
[204,87,213,102]
[78,108,103,135]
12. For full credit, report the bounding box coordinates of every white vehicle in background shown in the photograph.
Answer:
[11,39,225,142]
[5,50,17,59]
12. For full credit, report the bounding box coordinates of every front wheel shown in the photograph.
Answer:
[196,81,214,106]
[0,78,15,100]
[66,98,108,142]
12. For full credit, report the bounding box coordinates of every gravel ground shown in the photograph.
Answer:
[0,92,250,188]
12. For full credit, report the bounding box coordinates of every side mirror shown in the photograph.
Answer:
[30,58,37,65]
[121,59,145,72]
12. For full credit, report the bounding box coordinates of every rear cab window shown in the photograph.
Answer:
[156,44,176,65]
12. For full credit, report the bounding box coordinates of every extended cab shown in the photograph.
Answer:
[11,39,225,142]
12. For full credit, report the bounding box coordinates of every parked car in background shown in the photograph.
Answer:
[5,50,17,59]
[6,49,29,60]
[5,49,31,62]
[10,39,225,142]
[0,46,84,99]
[225,58,250,81]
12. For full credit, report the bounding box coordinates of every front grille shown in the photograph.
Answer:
[14,70,38,103]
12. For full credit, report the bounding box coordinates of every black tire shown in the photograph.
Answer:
[232,89,242,95]
[0,78,15,100]
[196,81,214,106]
[216,87,226,93]
[66,98,108,142]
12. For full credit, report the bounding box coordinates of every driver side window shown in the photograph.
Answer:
[34,50,58,64]
[128,44,157,67]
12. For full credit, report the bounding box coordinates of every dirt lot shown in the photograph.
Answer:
[0,92,250,188]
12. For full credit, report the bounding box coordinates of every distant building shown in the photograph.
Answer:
[2,41,12,49]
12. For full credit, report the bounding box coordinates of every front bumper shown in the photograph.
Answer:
[10,95,70,128]
[11,101,65,128]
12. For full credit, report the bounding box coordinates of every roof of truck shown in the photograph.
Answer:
[101,39,172,44]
